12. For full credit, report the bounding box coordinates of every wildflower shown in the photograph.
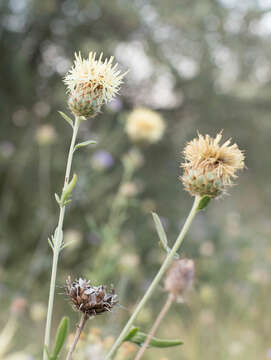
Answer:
[91,150,114,171]
[64,52,126,118]
[181,132,245,198]
[36,124,57,146]
[30,302,47,322]
[125,108,165,143]
[66,277,118,317]
[164,259,195,300]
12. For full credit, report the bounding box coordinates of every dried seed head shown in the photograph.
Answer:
[164,259,195,299]
[64,52,127,118]
[66,276,118,317]
[181,132,245,198]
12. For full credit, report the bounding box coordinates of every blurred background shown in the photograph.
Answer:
[0,0,271,359]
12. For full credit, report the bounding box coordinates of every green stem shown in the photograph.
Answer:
[43,116,81,359]
[105,196,201,359]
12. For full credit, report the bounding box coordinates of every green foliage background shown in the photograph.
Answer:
[0,0,271,359]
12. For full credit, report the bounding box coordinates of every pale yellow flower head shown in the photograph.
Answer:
[126,107,165,143]
[64,52,126,118]
[181,132,245,198]
[36,124,57,146]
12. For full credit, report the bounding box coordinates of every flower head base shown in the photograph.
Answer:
[181,132,245,198]
[64,52,126,118]
[164,259,195,300]
[66,277,118,317]
[125,107,165,143]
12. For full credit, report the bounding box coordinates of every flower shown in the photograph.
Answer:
[125,108,165,143]
[30,302,47,322]
[36,124,57,146]
[90,150,114,171]
[181,132,245,198]
[66,277,118,317]
[164,259,195,300]
[64,52,127,118]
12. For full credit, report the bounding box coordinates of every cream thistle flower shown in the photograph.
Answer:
[64,52,126,118]
[181,132,245,198]
[125,107,165,143]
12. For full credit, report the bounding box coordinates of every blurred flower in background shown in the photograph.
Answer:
[90,150,115,171]
[35,124,57,146]
[125,107,165,143]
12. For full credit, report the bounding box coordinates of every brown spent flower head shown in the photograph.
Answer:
[164,259,195,299]
[66,276,118,317]
[64,52,127,118]
[181,132,245,198]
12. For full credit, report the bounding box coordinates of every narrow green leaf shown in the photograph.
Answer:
[123,327,139,342]
[61,173,78,206]
[125,330,183,348]
[73,140,97,152]
[152,212,168,249]
[52,317,70,358]
[58,111,73,128]
[60,240,75,251]
[198,195,211,211]
[55,193,61,205]
[48,237,54,251]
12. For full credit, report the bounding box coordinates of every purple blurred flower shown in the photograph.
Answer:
[91,150,114,171]
[267,348,271,359]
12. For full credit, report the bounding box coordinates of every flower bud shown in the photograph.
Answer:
[164,259,195,298]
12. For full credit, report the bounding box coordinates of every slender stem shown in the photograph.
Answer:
[134,293,175,360]
[43,117,81,359]
[105,196,201,359]
[66,313,89,360]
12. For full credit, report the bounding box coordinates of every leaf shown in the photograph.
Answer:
[198,195,211,211]
[152,212,179,259]
[48,236,54,251]
[55,193,61,205]
[51,317,70,359]
[73,140,97,152]
[123,327,139,342]
[60,240,75,251]
[152,212,168,249]
[125,328,183,348]
[58,111,73,128]
[61,173,78,206]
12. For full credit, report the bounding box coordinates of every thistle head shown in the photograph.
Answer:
[164,259,195,300]
[181,132,245,198]
[125,107,165,143]
[66,276,118,317]
[64,52,126,118]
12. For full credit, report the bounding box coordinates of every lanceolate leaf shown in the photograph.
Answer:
[73,140,97,152]
[51,317,70,359]
[152,212,179,259]
[124,327,183,348]
[58,111,74,128]
[152,212,168,249]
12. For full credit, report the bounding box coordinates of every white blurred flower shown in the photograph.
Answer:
[30,302,46,322]
[126,107,165,143]
[229,341,244,356]
[199,241,215,256]
[36,124,57,146]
